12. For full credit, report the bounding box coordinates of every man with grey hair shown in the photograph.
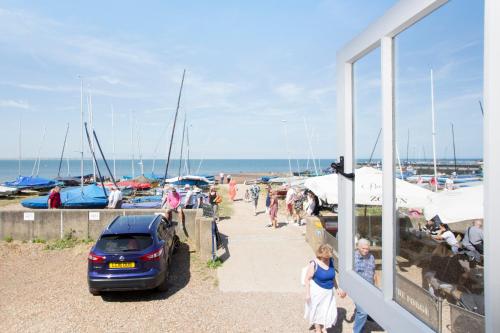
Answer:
[352,238,377,333]
[462,219,483,262]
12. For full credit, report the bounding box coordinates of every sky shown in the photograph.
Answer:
[353,0,484,160]
[0,0,484,160]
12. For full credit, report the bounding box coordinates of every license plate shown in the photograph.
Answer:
[109,262,135,269]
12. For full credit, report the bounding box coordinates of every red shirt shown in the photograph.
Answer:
[48,191,62,208]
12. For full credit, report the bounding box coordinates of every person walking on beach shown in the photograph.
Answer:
[267,191,278,228]
[305,191,317,218]
[352,239,377,333]
[48,186,62,209]
[208,186,221,220]
[219,172,225,185]
[250,184,260,215]
[304,244,346,333]
[183,184,195,209]
[265,185,272,214]
[285,185,296,223]
[228,179,237,201]
[226,174,231,184]
[166,187,181,220]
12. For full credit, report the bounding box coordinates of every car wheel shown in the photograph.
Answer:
[157,271,169,292]
[172,236,180,254]
[89,288,100,296]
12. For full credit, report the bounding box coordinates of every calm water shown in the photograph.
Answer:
[0,158,481,182]
[0,159,332,182]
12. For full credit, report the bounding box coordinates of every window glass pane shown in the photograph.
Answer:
[353,46,382,289]
[96,234,153,252]
[394,1,484,331]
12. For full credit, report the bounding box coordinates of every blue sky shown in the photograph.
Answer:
[0,0,483,160]
[354,0,484,160]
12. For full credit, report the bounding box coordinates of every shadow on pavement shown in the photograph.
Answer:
[327,308,383,332]
[100,242,191,302]
[218,232,231,262]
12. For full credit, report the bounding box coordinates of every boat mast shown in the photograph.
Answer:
[368,128,382,165]
[163,69,186,183]
[137,126,144,175]
[178,113,187,178]
[451,123,457,174]
[186,124,191,174]
[89,90,96,182]
[430,69,438,191]
[79,76,84,192]
[31,126,46,177]
[57,123,70,178]
[303,118,318,176]
[18,114,22,176]
[406,128,410,165]
[130,111,135,178]
[111,104,116,178]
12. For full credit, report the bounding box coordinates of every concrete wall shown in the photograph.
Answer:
[1,207,215,263]
[305,216,339,264]
[0,208,202,242]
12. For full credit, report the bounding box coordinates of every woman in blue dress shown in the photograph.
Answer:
[304,244,346,333]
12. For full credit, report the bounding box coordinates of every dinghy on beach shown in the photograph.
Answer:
[2,176,57,191]
[163,175,211,188]
[0,186,19,197]
[21,184,108,209]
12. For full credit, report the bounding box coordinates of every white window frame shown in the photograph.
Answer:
[336,0,499,332]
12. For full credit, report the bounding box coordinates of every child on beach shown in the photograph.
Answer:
[267,191,278,228]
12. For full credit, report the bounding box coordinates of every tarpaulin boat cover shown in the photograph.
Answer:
[21,184,108,209]
[121,201,162,209]
[164,176,210,187]
[117,180,151,190]
[130,195,162,203]
[3,176,56,189]
[134,175,154,183]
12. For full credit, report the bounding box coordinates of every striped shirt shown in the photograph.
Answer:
[354,251,375,284]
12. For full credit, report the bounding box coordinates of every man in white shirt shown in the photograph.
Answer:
[183,184,196,209]
[107,187,123,209]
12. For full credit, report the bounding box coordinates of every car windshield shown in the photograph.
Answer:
[96,234,153,253]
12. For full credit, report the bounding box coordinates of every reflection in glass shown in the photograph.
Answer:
[393,1,484,331]
[353,47,382,289]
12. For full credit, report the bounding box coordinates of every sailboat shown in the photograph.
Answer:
[54,123,81,186]
[2,123,56,191]
[22,78,109,209]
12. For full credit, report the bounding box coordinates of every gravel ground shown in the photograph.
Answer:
[0,241,314,333]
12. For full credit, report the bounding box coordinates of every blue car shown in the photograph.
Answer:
[87,215,178,295]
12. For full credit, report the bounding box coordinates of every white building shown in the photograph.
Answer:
[335,0,498,332]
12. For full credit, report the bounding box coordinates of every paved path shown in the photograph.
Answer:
[216,184,385,332]
[217,185,310,293]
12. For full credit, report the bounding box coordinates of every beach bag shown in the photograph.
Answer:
[300,260,317,286]
[215,194,222,204]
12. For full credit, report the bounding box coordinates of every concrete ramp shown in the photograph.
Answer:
[217,186,312,293]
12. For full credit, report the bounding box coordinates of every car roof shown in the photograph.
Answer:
[103,215,162,235]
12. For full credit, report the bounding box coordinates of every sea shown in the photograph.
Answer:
[0,159,333,182]
[0,158,481,183]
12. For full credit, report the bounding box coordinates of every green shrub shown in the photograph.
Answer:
[4,235,13,243]
[32,238,46,244]
[206,257,223,269]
